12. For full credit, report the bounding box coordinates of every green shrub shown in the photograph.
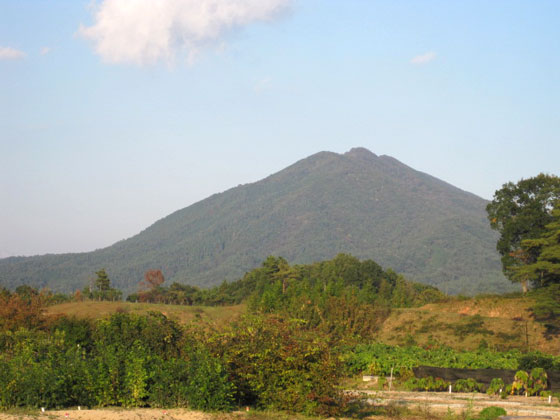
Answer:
[210,315,344,416]
[453,378,483,393]
[518,351,558,371]
[511,370,529,395]
[0,313,234,412]
[0,329,92,409]
[342,342,522,377]
[486,378,504,395]
[478,406,507,420]
[181,344,234,411]
[404,376,450,392]
[528,367,548,396]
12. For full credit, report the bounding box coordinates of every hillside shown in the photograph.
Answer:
[0,147,513,295]
[46,301,245,327]
[377,296,560,355]
[45,295,560,356]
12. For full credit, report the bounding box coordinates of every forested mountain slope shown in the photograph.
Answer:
[0,147,512,295]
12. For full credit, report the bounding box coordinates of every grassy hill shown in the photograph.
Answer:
[45,294,560,355]
[377,295,560,355]
[46,301,245,327]
[0,147,513,295]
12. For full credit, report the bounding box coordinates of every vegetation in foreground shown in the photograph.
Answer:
[1,257,560,416]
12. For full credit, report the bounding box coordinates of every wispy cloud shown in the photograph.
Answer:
[40,46,51,56]
[78,0,292,66]
[410,51,436,65]
[0,46,26,60]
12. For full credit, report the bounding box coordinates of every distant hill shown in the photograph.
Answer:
[0,147,514,295]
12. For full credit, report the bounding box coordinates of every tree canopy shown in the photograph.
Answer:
[95,269,111,291]
[486,173,560,291]
[512,208,560,287]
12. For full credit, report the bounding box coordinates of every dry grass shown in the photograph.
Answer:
[46,301,246,327]
[376,295,560,354]
[45,295,560,354]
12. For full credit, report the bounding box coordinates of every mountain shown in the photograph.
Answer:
[0,148,513,295]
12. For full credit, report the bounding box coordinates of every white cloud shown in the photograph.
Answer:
[0,46,26,60]
[78,0,292,65]
[40,46,51,56]
[410,51,436,65]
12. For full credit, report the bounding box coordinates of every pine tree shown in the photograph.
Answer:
[512,208,560,287]
[95,269,111,291]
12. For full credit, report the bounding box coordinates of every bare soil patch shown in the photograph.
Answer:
[351,390,560,418]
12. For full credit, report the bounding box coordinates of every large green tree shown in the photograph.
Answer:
[486,174,560,291]
[511,208,560,287]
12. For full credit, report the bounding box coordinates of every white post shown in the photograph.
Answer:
[549,395,552,404]
[449,385,452,393]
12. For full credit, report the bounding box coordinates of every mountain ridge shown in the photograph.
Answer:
[0,148,513,295]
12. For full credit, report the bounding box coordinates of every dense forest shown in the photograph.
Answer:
[0,148,510,295]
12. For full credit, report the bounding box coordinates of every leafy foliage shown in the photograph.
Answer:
[0,312,234,411]
[341,342,558,377]
[453,378,484,392]
[487,174,560,289]
[526,283,560,336]
[486,378,505,395]
[478,406,507,420]
[208,315,344,416]
[126,254,444,342]
[512,209,560,288]
[0,309,344,414]
[0,293,47,332]
[404,376,450,392]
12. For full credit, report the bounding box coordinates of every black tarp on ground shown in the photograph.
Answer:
[413,366,560,391]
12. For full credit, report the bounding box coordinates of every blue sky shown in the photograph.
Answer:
[1,0,559,257]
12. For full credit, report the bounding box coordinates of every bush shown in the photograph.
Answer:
[511,370,529,395]
[0,329,92,409]
[486,378,504,395]
[210,315,344,416]
[453,378,483,393]
[518,351,559,371]
[181,344,235,411]
[404,376,450,392]
[528,367,548,396]
[478,406,507,420]
[0,313,234,412]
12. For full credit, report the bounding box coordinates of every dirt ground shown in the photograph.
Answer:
[352,390,560,418]
[0,409,230,420]
[2,393,560,420]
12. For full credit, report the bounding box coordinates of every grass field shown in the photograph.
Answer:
[46,294,560,355]
[46,301,246,327]
[378,295,560,354]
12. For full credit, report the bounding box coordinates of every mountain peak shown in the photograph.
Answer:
[0,147,510,296]
[344,147,378,159]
